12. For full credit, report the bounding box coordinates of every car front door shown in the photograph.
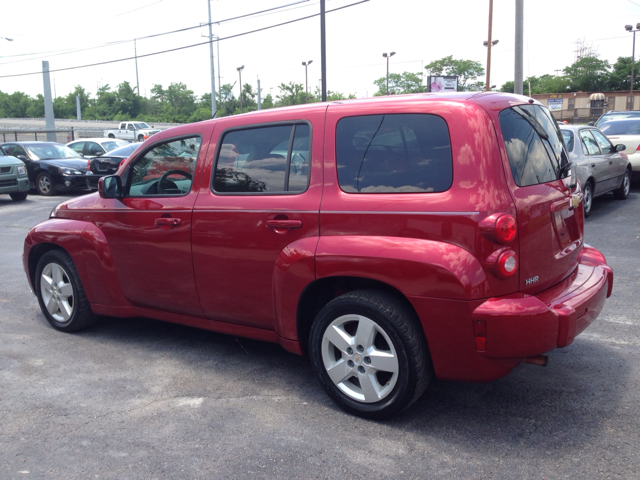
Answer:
[590,128,627,191]
[192,116,323,331]
[91,134,206,317]
[579,129,607,194]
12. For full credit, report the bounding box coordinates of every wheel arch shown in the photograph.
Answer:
[296,276,426,356]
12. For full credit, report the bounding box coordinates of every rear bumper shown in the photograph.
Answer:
[409,245,612,382]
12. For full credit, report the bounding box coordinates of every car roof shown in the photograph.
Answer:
[1,141,64,147]
[68,138,129,144]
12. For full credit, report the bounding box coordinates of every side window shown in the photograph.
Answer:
[69,142,85,154]
[561,130,574,152]
[8,145,27,158]
[336,114,452,193]
[580,130,601,155]
[499,105,569,187]
[128,136,201,197]
[213,123,311,194]
[591,130,613,153]
[127,124,135,131]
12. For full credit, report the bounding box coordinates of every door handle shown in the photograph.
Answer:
[266,219,302,229]
[155,217,182,227]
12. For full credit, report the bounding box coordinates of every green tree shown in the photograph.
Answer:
[608,56,640,91]
[277,82,305,106]
[373,71,426,96]
[0,91,33,117]
[424,56,485,91]
[563,56,611,92]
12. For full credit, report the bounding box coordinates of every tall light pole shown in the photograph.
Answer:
[207,0,217,118]
[485,0,494,92]
[483,39,499,91]
[237,65,244,113]
[382,52,396,95]
[514,0,523,95]
[625,23,640,110]
[302,60,313,103]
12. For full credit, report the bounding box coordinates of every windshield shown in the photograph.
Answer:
[107,143,138,157]
[134,122,150,129]
[25,144,82,160]
[103,140,129,152]
[596,111,640,127]
[598,119,640,136]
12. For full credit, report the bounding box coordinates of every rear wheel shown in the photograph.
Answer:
[613,169,631,200]
[309,290,431,419]
[137,134,145,142]
[36,173,55,196]
[35,250,97,332]
[10,192,28,201]
[583,181,593,218]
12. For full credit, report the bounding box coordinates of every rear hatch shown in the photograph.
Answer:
[497,104,583,294]
[598,119,640,156]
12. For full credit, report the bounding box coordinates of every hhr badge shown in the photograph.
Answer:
[525,276,539,286]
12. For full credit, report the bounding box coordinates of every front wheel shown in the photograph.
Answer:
[309,290,431,419]
[613,170,631,200]
[35,250,97,332]
[583,181,593,218]
[137,134,145,142]
[10,192,28,201]
[36,173,55,196]
[108,134,115,139]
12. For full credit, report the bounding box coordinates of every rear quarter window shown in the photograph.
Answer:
[336,114,452,193]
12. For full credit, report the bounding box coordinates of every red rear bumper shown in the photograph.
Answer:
[409,245,612,382]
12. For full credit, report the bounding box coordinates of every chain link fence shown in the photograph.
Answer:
[0,127,159,144]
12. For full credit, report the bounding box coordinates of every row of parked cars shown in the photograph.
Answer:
[0,138,141,199]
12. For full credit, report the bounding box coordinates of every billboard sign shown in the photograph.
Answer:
[547,98,563,111]
[427,76,458,92]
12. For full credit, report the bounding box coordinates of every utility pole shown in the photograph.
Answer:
[76,95,81,120]
[42,61,56,141]
[257,76,261,110]
[515,0,523,95]
[485,0,494,92]
[237,65,244,113]
[208,0,217,118]
[320,0,327,101]
[134,39,140,96]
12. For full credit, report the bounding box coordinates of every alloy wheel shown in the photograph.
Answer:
[39,262,74,323]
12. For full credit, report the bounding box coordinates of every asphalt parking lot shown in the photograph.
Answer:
[1,186,639,480]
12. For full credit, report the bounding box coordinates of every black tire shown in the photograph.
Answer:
[108,134,115,139]
[10,192,28,201]
[583,181,593,218]
[35,250,97,332]
[137,134,145,142]
[309,290,431,419]
[613,169,631,200]
[36,173,56,196]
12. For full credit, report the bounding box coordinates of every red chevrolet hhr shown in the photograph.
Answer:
[23,92,613,418]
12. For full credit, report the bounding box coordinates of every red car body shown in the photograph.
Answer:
[23,92,612,386]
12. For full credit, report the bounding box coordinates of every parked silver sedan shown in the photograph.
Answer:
[559,125,631,217]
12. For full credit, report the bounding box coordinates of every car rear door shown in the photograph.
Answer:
[192,111,324,331]
[498,104,582,294]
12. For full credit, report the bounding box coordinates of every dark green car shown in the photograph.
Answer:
[0,149,29,201]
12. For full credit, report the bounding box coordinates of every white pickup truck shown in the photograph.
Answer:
[104,122,161,142]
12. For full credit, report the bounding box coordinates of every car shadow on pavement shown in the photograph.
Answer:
[61,313,631,458]
[588,181,640,219]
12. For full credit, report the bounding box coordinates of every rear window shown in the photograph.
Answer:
[499,105,569,187]
[336,114,452,193]
[598,119,640,135]
[561,130,574,152]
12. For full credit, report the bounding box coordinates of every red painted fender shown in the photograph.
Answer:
[315,235,490,300]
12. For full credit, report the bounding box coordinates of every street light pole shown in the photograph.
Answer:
[237,65,244,113]
[625,23,640,110]
[382,52,396,95]
[302,60,313,103]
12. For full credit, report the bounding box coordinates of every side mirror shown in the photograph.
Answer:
[17,155,29,161]
[587,121,594,126]
[615,144,626,152]
[98,175,123,199]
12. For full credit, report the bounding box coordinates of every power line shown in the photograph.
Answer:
[0,0,311,64]
[0,0,369,79]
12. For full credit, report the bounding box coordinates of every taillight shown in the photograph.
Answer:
[496,250,518,277]
[636,144,640,151]
[479,213,517,245]
[119,158,127,167]
[495,215,517,243]
[87,160,90,170]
